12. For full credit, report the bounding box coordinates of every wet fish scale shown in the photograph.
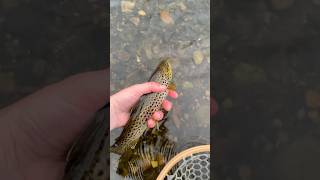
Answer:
[110,58,174,155]
[117,125,177,179]
[63,105,109,180]
[81,132,108,180]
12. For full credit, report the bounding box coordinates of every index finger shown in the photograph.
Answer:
[131,82,166,96]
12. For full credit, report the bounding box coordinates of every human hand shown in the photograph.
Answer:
[0,70,108,180]
[110,82,178,130]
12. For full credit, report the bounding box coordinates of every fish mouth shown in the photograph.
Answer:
[159,57,172,66]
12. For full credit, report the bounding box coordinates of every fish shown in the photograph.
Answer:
[110,58,175,155]
[63,104,109,180]
[116,122,176,180]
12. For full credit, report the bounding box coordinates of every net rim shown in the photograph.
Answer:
[156,144,210,180]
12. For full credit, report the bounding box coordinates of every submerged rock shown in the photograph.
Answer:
[121,1,135,13]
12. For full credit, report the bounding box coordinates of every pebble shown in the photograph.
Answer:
[193,50,204,65]
[136,55,141,62]
[116,51,130,61]
[121,1,135,13]
[178,2,187,11]
[138,10,146,16]
[130,16,140,26]
[160,10,174,25]
[152,45,160,54]
[205,90,210,96]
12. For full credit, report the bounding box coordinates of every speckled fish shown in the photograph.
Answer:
[63,104,109,180]
[110,58,175,155]
[116,122,176,180]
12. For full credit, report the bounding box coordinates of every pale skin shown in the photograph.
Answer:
[110,82,178,130]
[0,69,177,180]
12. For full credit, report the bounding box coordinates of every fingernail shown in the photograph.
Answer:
[147,119,155,128]
[153,111,163,120]
[173,91,178,98]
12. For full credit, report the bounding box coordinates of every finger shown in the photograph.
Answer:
[131,82,166,96]
[162,99,172,111]
[168,90,178,99]
[152,111,164,121]
[147,119,156,128]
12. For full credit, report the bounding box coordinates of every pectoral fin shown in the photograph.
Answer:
[167,82,176,91]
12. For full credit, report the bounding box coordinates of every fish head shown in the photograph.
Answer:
[158,58,173,81]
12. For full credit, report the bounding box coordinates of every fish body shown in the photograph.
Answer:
[63,104,109,180]
[117,123,176,180]
[110,58,174,155]
[63,59,174,179]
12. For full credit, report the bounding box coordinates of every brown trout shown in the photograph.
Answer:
[63,104,109,180]
[110,58,175,155]
[117,122,176,180]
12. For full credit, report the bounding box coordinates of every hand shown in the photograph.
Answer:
[110,82,178,130]
[0,70,107,180]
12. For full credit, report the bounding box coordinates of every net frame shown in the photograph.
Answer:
[157,145,210,180]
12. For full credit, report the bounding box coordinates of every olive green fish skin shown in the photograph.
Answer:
[110,58,173,155]
[117,124,176,180]
[63,105,109,180]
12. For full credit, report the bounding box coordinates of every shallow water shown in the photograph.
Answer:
[110,0,210,178]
